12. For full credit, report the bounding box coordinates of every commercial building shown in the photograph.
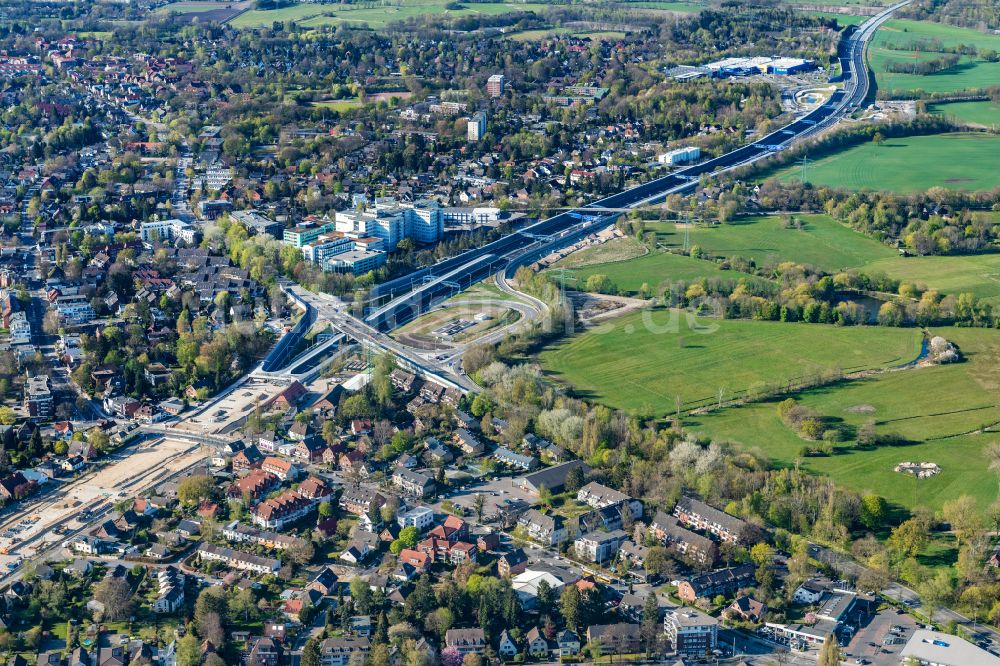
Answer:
[486,74,505,98]
[900,629,1000,666]
[231,210,285,237]
[139,218,199,244]
[658,146,701,166]
[467,111,487,142]
[663,607,718,657]
[283,221,336,248]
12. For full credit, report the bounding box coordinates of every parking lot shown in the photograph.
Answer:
[437,474,538,520]
[844,606,919,666]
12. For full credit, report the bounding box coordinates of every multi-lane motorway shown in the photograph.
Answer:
[362,1,910,336]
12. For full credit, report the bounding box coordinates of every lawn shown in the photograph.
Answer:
[312,99,364,111]
[539,309,922,415]
[621,1,705,12]
[929,100,1000,128]
[871,19,1000,95]
[769,133,1000,192]
[684,326,1000,514]
[229,0,552,28]
[649,214,898,273]
[547,247,761,295]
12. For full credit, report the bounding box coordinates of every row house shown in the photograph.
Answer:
[152,566,184,613]
[677,563,756,603]
[319,637,371,666]
[228,469,279,503]
[222,521,308,550]
[197,542,281,574]
[252,490,314,530]
[649,511,717,566]
[674,496,759,545]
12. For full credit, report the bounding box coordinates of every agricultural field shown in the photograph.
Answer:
[621,1,705,13]
[871,19,1000,95]
[769,133,1000,192]
[229,0,552,29]
[929,99,1000,128]
[539,309,922,415]
[547,245,760,295]
[685,326,1000,514]
[649,214,898,273]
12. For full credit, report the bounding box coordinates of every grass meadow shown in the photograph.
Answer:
[539,310,921,414]
[769,133,1000,192]
[685,327,1000,514]
[929,100,1000,128]
[871,19,1000,95]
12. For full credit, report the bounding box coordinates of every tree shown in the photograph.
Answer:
[176,632,201,666]
[301,638,322,666]
[888,517,929,560]
[472,493,486,521]
[194,586,229,630]
[0,407,15,426]
[94,576,134,621]
[942,495,983,546]
[818,638,840,666]
[560,584,582,631]
[860,494,888,531]
[872,131,885,147]
[177,475,214,505]
[564,465,586,493]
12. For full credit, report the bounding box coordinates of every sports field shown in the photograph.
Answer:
[929,100,1000,128]
[685,326,1000,513]
[871,19,1000,95]
[771,133,1000,192]
[539,310,921,414]
[229,0,551,28]
[650,214,897,273]
[548,246,760,295]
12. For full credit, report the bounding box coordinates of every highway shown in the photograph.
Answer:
[363,0,910,333]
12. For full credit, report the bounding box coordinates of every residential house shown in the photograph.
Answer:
[261,456,300,481]
[392,469,434,497]
[677,564,756,603]
[557,630,581,657]
[729,596,767,623]
[673,496,759,545]
[445,628,486,655]
[586,623,642,656]
[649,511,717,566]
[577,482,643,520]
[518,509,567,546]
[497,630,518,659]
[498,548,528,577]
[319,637,370,666]
[574,529,628,563]
[197,543,281,574]
[526,627,550,658]
[339,487,385,516]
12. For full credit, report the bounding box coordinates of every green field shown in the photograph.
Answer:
[507,28,629,41]
[229,0,551,28]
[801,10,867,26]
[685,326,1000,513]
[871,19,1000,95]
[539,310,922,414]
[312,99,364,111]
[622,1,705,12]
[154,1,237,14]
[929,100,1000,128]
[650,214,898,273]
[863,250,1000,305]
[549,245,760,295]
[770,133,1000,192]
